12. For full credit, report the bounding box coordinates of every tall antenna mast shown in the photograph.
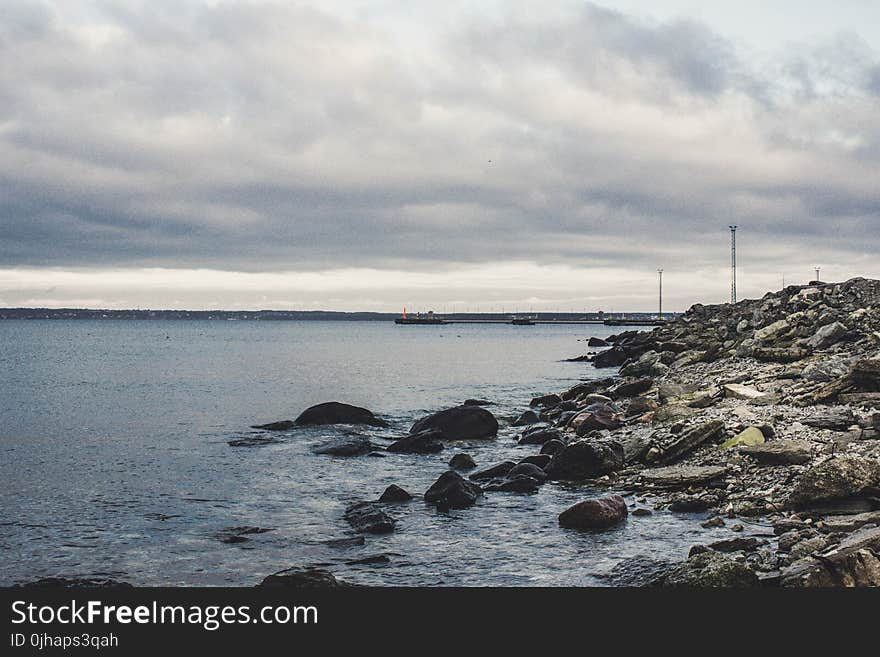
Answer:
[729,225,737,303]
[657,268,663,319]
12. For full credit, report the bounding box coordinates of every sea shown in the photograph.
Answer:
[0,319,729,586]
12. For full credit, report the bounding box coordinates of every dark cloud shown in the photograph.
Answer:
[0,0,878,288]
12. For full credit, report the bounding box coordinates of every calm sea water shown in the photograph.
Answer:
[0,320,727,586]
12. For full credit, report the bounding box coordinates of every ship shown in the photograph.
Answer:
[394,309,446,325]
[510,316,535,325]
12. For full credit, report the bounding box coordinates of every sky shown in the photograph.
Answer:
[1,0,878,312]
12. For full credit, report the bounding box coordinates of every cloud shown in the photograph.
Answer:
[0,1,878,309]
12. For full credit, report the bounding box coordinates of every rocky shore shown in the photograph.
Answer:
[541,277,880,586]
[17,278,879,589]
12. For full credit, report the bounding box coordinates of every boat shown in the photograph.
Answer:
[394,309,446,325]
[510,317,535,325]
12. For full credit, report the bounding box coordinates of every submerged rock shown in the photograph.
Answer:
[602,557,673,587]
[386,428,444,454]
[558,495,628,529]
[512,410,541,426]
[251,420,296,431]
[258,568,350,588]
[378,484,412,503]
[424,471,483,510]
[448,453,476,469]
[410,405,498,440]
[313,437,374,457]
[469,461,517,480]
[295,402,389,427]
[15,577,133,589]
[344,502,395,534]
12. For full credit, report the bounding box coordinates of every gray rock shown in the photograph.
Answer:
[448,453,476,469]
[296,402,389,427]
[544,439,625,481]
[344,502,395,534]
[410,405,498,440]
[424,471,483,510]
[662,550,758,587]
[386,428,444,454]
[740,440,812,465]
[639,465,728,488]
[787,456,880,508]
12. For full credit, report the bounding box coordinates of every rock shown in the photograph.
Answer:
[540,439,566,456]
[740,440,812,465]
[15,577,133,589]
[588,337,609,347]
[378,484,412,503]
[720,426,765,449]
[463,399,493,406]
[722,384,765,400]
[313,437,374,456]
[295,402,389,427]
[469,461,517,480]
[631,507,652,516]
[512,410,541,426]
[658,383,700,403]
[639,465,728,488]
[424,471,483,509]
[753,347,810,363]
[344,502,395,534]
[449,453,476,469]
[506,462,547,481]
[802,408,856,431]
[602,557,673,587]
[754,319,790,342]
[620,351,662,378]
[669,495,713,512]
[807,321,847,349]
[484,475,541,493]
[558,495,628,529]
[660,420,725,463]
[787,456,880,508]
[520,454,552,469]
[530,393,562,408]
[626,396,659,416]
[803,357,853,382]
[410,405,498,441]
[386,428,444,454]
[593,346,628,368]
[652,405,699,424]
[571,403,624,434]
[708,537,762,553]
[323,536,365,548]
[781,526,880,587]
[661,550,758,587]
[251,420,296,431]
[258,568,349,588]
[609,378,654,398]
[519,426,563,445]
[544,439,625,480]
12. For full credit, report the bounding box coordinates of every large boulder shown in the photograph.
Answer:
[295,402,388,427]
[807,321,847,349]
[661,549,758,588]
[544,439,625,481]
[448,453,476,469]
[787,456,880,508]
[593,347,628,368]
[424,471,483,509]
[571,403,624,435]
[469,461,517,480]
[386,428,444,454]
[378,484,412,503]
[558,495,628,529]
[410,405,498,440]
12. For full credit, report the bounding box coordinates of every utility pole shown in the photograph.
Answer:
[657,268,663,319]
[729,225,737,304]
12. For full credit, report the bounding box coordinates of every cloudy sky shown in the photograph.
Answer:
[1,1,878,312]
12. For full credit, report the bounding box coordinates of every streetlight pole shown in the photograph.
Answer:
[657,268,663,319]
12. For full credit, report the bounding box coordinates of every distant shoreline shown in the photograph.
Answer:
[0,308,675,322]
